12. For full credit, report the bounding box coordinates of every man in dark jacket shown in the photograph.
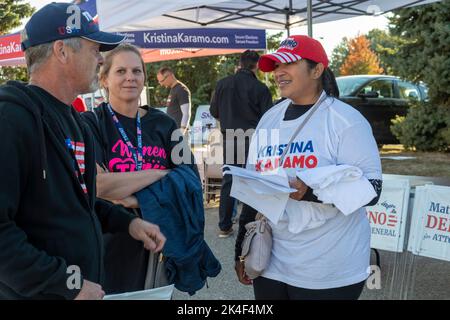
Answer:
[210,50,273,238]
[0,3,165,300]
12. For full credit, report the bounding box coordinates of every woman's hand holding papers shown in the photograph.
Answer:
[289,177,309,201]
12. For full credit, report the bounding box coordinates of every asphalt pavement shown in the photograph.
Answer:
[172,204,449,300]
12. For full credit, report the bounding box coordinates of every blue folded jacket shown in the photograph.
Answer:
[136,165,221,295]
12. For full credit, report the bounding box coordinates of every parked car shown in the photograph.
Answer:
[336,75,428,145]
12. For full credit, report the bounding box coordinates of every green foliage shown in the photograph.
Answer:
[146,55,219,106]
[0,0,34,35]
[442,125,450,147]
[366,29,406,75]
[389,0,450,107]
[329,37,349,76]
[216,53,240,80]
[388,1,450,151]
[266,31,284,51]
[330,30,405,77]
[331,31,401,77]
[0,65,27,85]
[145,53,243,124]
[391,102,450,151]
[329,1,449,150]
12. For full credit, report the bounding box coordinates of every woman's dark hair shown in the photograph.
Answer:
[305,59,340,98]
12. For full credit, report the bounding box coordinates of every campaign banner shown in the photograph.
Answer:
[118,28,266,49]
[140,48,245,63]
[408,185,450,262]
[0,33,23,61]
[366,179,410,252]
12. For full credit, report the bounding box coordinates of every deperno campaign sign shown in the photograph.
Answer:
[365,179,410,253]
[409,185,450,262]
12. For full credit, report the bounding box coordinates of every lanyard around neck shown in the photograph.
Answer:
[107,104,143,171]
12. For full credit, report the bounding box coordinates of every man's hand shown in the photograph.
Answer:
[234,260,252,285]
[74,280,105,300]
[112,196,139,209]
[289,177,308,201]
[129,218,166,252]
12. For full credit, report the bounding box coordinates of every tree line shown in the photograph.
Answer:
[1,0,448,150]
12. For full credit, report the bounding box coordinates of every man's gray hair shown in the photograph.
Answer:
[24,37,83,74]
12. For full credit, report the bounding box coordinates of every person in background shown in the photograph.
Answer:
[234,35,382,300]
[156,67,191,135]
[210,50,273,238]
[0,3,165,300]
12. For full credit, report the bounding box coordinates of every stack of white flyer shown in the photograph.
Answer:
[223,165,296,224]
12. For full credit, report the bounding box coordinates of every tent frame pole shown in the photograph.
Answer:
[286,0,292,36]
[307,0,313,37]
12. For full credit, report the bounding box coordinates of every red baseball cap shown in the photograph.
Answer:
[258,35,329,72]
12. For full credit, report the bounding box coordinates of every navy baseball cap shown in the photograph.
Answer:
[21,2,125,51]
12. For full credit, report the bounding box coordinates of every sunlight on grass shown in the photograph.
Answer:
[380,145,450,177]
[380,144,406,154]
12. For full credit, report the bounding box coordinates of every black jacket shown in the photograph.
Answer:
[0,82,135,300]
[209,68,273,133]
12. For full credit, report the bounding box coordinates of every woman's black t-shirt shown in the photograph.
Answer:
[99,105,178,172]
[82,104,181,294]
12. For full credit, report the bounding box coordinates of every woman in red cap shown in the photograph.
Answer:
[234,35,382,300]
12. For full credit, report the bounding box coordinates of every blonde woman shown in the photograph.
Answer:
[82,44,190,293]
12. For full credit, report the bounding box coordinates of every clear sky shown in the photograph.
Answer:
[18,0,389,57]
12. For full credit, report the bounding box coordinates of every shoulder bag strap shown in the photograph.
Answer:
[279,93,328,165]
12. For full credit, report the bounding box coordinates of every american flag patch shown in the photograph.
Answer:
[65,139,87,194]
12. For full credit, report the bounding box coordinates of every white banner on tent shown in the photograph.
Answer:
[408,185,450,262]
[366,179,410,252]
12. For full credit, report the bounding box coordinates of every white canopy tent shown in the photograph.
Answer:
[0,0,441,66]
[97,0,441,36]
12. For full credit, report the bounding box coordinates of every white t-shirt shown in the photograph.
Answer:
[246,92,382,289]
